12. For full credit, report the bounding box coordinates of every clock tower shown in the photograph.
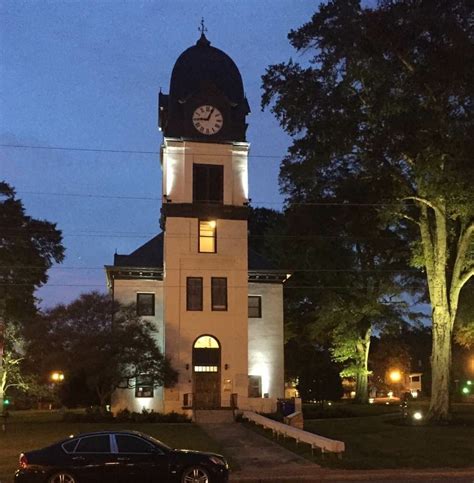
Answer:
[159,32,252,412]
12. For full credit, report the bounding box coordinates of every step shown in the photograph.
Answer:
[194,409,235,424]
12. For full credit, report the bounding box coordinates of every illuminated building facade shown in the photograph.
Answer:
[106,33,287,416]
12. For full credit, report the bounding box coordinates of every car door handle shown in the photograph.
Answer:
[72,456,85,462]
[117,457,130,462]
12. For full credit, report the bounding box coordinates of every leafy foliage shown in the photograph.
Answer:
[0,181,64,408]
[25,292,178,408]
[262,0,473,420]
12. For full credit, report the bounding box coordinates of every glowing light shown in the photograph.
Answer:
[411,390,418,398]
[209,220,216,229]
[249,354,271,397]
[369,398,374,404]
[462,387,470,394]
[194,336,219,349]
[350,391,356,398]
[387,391,394,398]
[467,380,472,386]
[389,370,402,383]
[413,411,423,421]
[327,402,332,406]
[50,371,65,382]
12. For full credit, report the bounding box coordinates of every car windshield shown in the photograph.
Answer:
[136,433,171,451]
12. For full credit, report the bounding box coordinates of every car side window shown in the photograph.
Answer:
[62,439,79,453]
[75,435,111,453]
[115,435,160,454]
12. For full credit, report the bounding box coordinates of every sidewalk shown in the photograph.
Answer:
[199,422,474,482]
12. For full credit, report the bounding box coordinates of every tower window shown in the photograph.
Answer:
[248,296,262,318]
[211,277,227,311]
[199,220,217,253]
[187,277,203,311]
[193,164,223,203]
[136,293,155,316]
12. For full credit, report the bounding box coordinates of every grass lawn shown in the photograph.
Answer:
[0,410,227,483]
[247,403,474,470]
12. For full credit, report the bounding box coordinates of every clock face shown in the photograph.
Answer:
[192,105,223,135]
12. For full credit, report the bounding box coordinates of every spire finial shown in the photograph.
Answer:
[196,18,211,47]
[198,17,207,35]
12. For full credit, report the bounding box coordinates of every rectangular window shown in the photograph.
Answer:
[211,277,227,311]
[135,374,154,398]
[193,164,223,203]
[187,277,203,311]
[248,296,262,318]
[136,293,155,316]
[248,375,262,398]
[199,220,216,253]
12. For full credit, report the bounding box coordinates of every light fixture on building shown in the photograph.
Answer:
[224,364,229,370]
[185,364,190,370]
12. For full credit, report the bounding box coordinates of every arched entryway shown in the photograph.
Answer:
[193,335,221,409]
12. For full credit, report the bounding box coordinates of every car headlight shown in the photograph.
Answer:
[209,455,228,468]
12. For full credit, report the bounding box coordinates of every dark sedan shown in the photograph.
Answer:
[14,430,228,483]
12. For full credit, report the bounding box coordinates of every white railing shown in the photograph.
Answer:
[242,411,345,456]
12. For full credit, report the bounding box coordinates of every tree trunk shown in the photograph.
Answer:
[429,312,453,422]
[354,327,371,404]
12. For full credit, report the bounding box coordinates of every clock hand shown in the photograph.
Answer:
[205,108,215,121]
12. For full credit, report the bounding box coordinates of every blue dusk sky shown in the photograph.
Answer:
[0,1,319,307]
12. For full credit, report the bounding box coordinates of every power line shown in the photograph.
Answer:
[13,189,408,207]
[1,265,425,273]
[0,143,284,159]
[0,282,429,289]
[15,189,405,206]
[0,231,409,240]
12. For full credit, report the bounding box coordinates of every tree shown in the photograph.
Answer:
[0,181,64,408]
[262,0,474,421]
[26,292,178,409]
[274,169,421,403]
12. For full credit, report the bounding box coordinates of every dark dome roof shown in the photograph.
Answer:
[169,34,245,104]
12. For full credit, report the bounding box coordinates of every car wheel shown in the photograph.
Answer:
[181,466,210,483]
[47,471,77,483]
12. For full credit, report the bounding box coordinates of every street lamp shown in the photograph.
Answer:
[50,371,65,382]
[389,370,402,383]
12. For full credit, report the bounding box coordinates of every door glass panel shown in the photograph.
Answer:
[75,436,110,453]
[116,435,157,454]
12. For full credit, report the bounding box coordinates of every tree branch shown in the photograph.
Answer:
[400,213,420,226]
[450,222,474,318]
[403,196,444,216]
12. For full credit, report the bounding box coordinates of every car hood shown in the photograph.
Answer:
[172,448,224,458]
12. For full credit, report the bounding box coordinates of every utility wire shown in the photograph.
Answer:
[14,189,405,207]
[0,143,283,159]
[1,265,425,273]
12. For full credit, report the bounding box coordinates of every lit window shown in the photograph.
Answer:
[187,277,203,311]
[248,375,262,398]
[194,366,218,372]
[212,277,227,311]
[248,296,262,318]
[135,374,154,398]
[199,220,216,253]
[137,293,155,316]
